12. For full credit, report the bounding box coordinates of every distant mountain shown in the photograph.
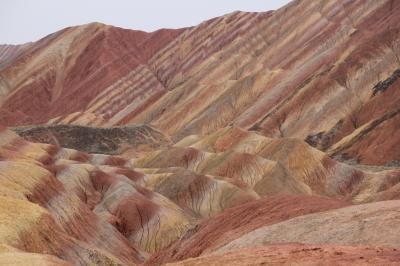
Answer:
[1,0,400,165]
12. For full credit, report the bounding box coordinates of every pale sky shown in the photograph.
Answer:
[0,0,290,44]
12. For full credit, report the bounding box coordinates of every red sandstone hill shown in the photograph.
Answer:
[1,0,400,165]
[1,0,400,265]
[0,23,185,127]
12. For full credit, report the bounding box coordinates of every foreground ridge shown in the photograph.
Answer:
[0,125,399,265]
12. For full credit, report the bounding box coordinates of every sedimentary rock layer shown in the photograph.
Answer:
[1,0,399,164]
[0,127,271,264]
[1,0,400,265]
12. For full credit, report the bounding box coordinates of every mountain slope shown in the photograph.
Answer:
[0,23,185,126]
[1,0,400,165]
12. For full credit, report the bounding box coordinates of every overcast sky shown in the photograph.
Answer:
[0,0,290,44]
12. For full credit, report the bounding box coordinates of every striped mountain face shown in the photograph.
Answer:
[1,0,400,265]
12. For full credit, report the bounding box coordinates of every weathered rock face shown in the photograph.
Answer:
[1,0,400,265]
[12,124,171,155]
